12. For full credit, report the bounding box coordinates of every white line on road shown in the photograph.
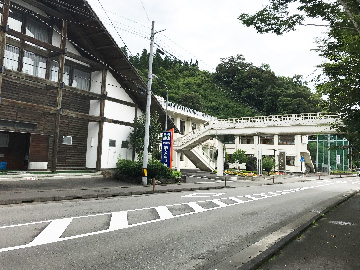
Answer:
[211,199,228,207]
[0,182,338,254]
[30,218,73,246]
[187,202,206,213]
[155,206,174,220]
[109,211,129,231]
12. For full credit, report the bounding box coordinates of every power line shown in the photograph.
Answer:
[95,0,133,56]
[139,0,150,22]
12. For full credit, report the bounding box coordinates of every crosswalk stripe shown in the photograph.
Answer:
[30,218,73,246]
[155,206,174,220]
[228,197,249,203]
[0,182,346,254]
[187,202,206,213]
[211,199,228,207]
[109,211,128,231]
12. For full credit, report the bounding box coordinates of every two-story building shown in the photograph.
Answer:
[0,0,174,171]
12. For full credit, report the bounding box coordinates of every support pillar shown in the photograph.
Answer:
[176,151,181,171]
[96,69,107,171]
[51,19,67,172]
[217,140,224,176]
[132,104,138,161]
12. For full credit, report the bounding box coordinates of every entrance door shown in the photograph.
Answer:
[0,132,30,170]
[28,134,49,170]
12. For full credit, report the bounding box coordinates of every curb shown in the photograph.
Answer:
[0,185,228,205]
[238,191,358,270]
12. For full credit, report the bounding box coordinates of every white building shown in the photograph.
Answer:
[158,99,334,174]
[156,95,216,170]
[224,134,313,173]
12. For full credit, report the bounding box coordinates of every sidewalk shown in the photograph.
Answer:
[0,172,350,205]
[254,192,360,270]
[0,172,237,205]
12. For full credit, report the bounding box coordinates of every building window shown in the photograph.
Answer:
[286,156,295,166]
[23,50,47,78]
[50,61,70,85]
[260,136,274,145]
[8,9,22,32]
[4,44,19,70]
[192,122,197,130]
[180,153,184,161]
[50,62,90,90]
[224,135,235,144]
[279,135,295,145]
[73,68,90,90]
[109,139,116,147]
[180,120,185,135]
[26,16,50,43]
[0,133,9,148]
[240,136,254,144]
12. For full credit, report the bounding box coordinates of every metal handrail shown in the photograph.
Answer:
[174,113,340,148]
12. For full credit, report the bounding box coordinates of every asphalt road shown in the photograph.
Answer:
[0,178,359,269]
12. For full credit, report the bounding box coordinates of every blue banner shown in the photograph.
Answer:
[161,132,172,168]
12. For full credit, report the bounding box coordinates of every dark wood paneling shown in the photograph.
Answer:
[1,74,91,169]
[29,134,49,162]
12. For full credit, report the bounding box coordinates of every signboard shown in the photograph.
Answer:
[300,156,305,162]
[278,151,286,171]
[336,155,341,164]
[161,131,173,168]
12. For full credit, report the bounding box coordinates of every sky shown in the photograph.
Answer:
[87,0,328,89]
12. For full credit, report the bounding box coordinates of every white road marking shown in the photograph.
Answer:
[187,202,206,213]
[30,218,73,245]
[155,206,174,220]
[109,211,128,231]
[182,192,225,198]
[212,199,228,207]
[228,197,248,203]
[0,182,341,254]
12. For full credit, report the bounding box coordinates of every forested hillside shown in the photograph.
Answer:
[127,49,322,119]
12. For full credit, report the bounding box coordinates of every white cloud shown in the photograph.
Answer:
[88,0,328,88]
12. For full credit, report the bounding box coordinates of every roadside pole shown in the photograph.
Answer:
[142,21,155,186]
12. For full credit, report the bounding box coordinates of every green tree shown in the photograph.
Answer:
[213,55,320,115]
[262,156,275,174]
[231,149,248,164]
[129,113,162,157]
[238,0,360,161]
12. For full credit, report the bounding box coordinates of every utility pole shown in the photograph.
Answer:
[165,87,168,131]
[316,135,319,172]
[328,135,331,175]
[142,21,155,185]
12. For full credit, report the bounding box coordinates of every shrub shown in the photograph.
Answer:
[171,170,182,179]
[148,159,173,179]
[116,159,142,179]
[116,158,178,182]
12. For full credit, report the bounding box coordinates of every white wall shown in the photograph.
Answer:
[225,135,311,173]
[86,70,143,169]
[101,123,133,168]
[86,122,99,168]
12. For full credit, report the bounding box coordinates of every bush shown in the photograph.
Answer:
[116,158,179,182]
[171,170,182,179]
[116,159,142,179]
[148,159,172,179]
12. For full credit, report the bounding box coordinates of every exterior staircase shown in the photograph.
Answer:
[173,113,340,172]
